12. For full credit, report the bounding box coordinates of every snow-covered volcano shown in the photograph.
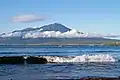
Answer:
[0,23,119,45]
[0,23,111,38]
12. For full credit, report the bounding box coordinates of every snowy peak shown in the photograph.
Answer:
[0,23,102,38]
[40,23,71,33]
[12,23,71,33]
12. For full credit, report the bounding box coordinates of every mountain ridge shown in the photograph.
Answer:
[0,23,86,38]
[0,23,119,45]
[11,23,71,33]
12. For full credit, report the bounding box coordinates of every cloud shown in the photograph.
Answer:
[104,34,120,38]
[1,28,120,39]
[22,29,120,39]
[12,14,46,23]
[22,29,101,38]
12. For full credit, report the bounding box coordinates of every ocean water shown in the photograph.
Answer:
[0,45,120,79]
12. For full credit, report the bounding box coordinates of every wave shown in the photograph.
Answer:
[41,54,116,63]
[0,54,117,64]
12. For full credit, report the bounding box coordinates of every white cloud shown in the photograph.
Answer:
[1,28,120,39]
[22,29,100,38]
[104,34,120,38]
[22,29,120,39]
[12,14,46,23]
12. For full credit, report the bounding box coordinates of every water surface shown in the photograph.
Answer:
[0,45,120,79]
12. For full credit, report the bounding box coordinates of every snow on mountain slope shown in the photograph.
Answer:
[23,29,87,38]
[0,23,103,38]
[0,32,22,37]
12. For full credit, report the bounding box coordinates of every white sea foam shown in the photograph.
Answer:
[41,54,116,63]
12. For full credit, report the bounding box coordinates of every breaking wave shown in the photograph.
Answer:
[0,54,118,64]
[41,54,116,63]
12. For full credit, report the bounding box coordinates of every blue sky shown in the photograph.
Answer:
[0,0,120,35]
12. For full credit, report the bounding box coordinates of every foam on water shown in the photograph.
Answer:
[41,54,116,63]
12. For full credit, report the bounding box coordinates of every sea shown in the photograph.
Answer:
[0,45,120,80]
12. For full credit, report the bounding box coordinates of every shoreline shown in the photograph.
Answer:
[80,77,120,80]
[0,43,120,46]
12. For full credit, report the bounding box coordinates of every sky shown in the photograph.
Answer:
[0,0,120,35]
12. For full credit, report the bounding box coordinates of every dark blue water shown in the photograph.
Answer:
[0,45,120,79]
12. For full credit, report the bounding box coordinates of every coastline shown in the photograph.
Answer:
[80,77,120,80]
[0,43,120,46]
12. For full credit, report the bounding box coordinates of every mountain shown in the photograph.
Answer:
[39,23,71,32]
[0,23,119,45]
[12,23,71,33]
[0,23,85,38]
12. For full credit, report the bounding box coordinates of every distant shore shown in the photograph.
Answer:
[80,77,120,80]
[0,42,120,46]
